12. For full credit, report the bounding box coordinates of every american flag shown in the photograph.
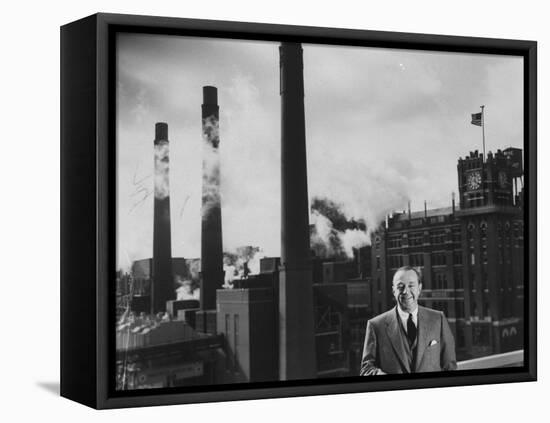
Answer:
[471,112,482,126]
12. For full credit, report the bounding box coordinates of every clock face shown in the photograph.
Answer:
[498,171,508,188]
[466,171,482,190]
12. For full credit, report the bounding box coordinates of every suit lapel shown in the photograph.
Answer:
[385,307,411,373]
[414,306,429,371]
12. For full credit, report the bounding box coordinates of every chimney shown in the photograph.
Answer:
[278,42,316,380]
[200,86,224,311]
[424,200,428,219]
[408,201,411,220]
[152,122,175,313]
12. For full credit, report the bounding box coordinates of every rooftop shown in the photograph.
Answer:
[392,206,456,222]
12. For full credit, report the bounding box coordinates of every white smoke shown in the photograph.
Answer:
[310,210,338,257]
[340,229,370,258]
[223,247,265,281]
[175,278,199,300]
[154,141,170,200]
[201,116,221,219]
[223,264,236,288]
[185,259,201,283]
[310,209,370,259]
[247,250,265,275]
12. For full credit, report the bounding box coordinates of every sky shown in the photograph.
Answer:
[116,33,523,270]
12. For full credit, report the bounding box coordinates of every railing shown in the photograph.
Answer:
[457,350,523,370]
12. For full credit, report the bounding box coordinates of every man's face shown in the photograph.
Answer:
[392,269,422,313]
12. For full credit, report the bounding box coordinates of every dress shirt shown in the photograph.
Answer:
[397,305,418,334]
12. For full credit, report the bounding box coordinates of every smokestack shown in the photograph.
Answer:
[278,42,316,380]
[408,201,411,220]
[152,122,175,313]
[200,86,224,310]
[424,200,428,218]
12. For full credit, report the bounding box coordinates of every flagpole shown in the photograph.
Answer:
[481,105,486,160]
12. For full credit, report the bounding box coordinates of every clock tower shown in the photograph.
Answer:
[455,148,523,356]
[457,149,517,210]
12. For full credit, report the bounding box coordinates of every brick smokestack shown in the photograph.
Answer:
[278,43,316,380]
[200,86,224,310]
[152,122,175,313]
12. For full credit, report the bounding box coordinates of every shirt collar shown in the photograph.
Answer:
[396,305,418,327]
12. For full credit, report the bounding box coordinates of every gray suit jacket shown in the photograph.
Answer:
[360,306,457,375]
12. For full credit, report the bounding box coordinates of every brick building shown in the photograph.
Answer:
[370,148,524,360]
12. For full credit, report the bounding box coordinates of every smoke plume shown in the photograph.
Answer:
[174,260,201,298]
[154,141,170,200]
[310,197,370,259]
[223,246,264,284]
[175,276,200,300]
[202,115,221,219]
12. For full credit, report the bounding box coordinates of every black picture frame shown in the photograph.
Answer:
[60,12,537,409]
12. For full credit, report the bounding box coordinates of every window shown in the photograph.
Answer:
[456,301,465,318]
[225,314,232,368]
[429,216,446,224]
[453,250,463,265]
[484,302,491,319]
[410,253,424,267]
[233,315,239,365]
[454,270,463,289]
[409,232,423,246]
[435,273,447,289]
[430,230,446,245]
[388,236,402,249]
[452,228,462,244]
[432,272,447,290]
[432,252,446,266]
[389,254,403,268]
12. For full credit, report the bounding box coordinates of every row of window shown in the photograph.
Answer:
[385,250,463,268]
[383,243,520,269]
[382,220,522,249]
[387,230,463,249]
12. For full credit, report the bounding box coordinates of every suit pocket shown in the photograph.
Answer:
[422,343,442,370]
[427,339,441,348]
[425,343,441,356]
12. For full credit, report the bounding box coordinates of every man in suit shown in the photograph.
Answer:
[360,266,457,375]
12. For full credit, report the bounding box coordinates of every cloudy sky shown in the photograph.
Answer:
[116,33,523,270]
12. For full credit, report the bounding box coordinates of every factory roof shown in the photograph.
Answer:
[392,206,456,222]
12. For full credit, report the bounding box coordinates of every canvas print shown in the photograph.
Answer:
[115,33,525,390]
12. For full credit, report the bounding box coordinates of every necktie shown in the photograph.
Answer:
[407,313,416,346]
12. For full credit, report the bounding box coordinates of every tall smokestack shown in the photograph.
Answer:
[152,122,175,313]
[200,86,224,310]
[278,42,316,380]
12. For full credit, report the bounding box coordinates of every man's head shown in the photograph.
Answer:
[392,266,422,313]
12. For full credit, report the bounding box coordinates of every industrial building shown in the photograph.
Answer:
[370,148,524,360]
[115,40,525,390]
